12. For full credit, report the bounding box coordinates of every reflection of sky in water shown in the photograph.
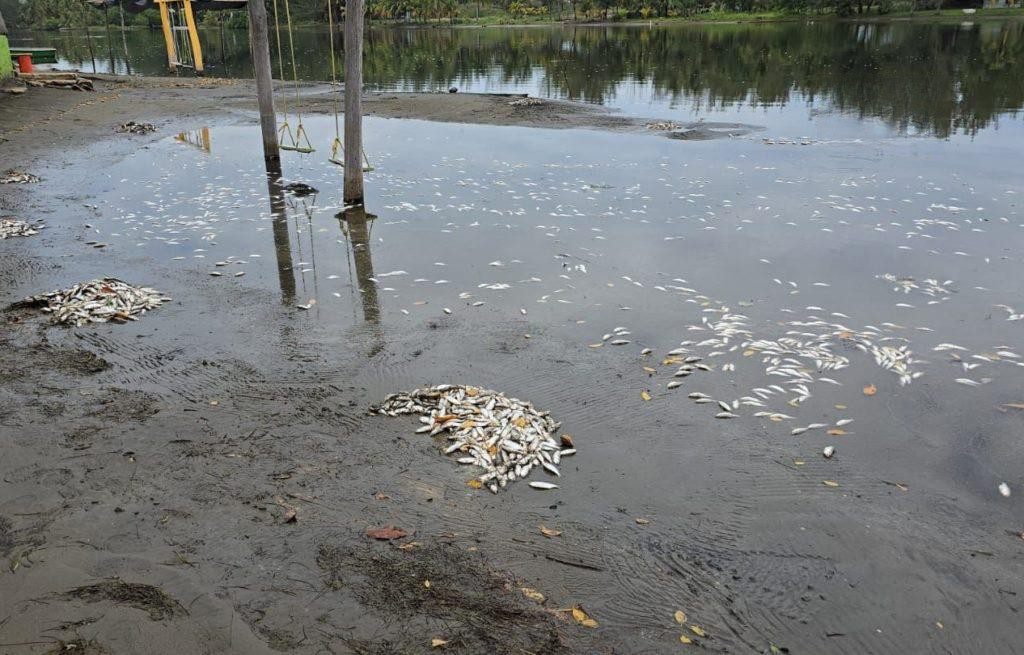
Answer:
[68,108,1024,509]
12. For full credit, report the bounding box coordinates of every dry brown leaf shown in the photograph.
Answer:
[373,491,391,500]
[539,525,562,538]
[561,434,575,448]
[571,606,598,628]
[466,479,483,489]
[662,357,681,365]
[521,587,546,603]
[823,480,840,487]
[431,638,448,648]
[641,390,652,401]
[397,541,421,550]
[863,384,877,396]
[674,610,687,624]
[689,625,706,637]
[514,416,528,428]
[827,428,847,436]
[366,526,408,540]
[743,349,756,357]
[465,387,479,397]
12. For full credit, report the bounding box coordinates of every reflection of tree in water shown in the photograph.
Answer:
[338,206,384,357]
[264,166,297,306]
[22,20,1024,136]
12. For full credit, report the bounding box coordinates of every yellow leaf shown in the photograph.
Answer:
[513,416,528,428]
[689,625,706,637]
[521,587,546,603]
[835,404,847,410]
[863,384,877,396]
[466,479,483,489]
[674,610,687,624]
[823,480,840,487]
[397,541,421,550]
[793,459,805,466]
[743,349,756,357]
[539,525,562,538]
[643,366,657,374]
[641,390,652,401]
[423,580,431,588]
[680,634,693,645]
[572,606,598,628]
[662,357,681,365]
[465,387,479,397]
[827,428,847,436]
[431,638,448,648]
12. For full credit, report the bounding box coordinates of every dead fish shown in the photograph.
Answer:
[529,481,559,490]
[667,381,683,389]
[610,339,631,346]
[715,412,738,419]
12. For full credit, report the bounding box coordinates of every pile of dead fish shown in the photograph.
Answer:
[372,384,574,493]
[23,73,93,91]
[508,97,544,108]
[1,170,40,184]
[115,121,157,135]
[646,121,681,131]
[0,218,43,239]
[19,278,170,326]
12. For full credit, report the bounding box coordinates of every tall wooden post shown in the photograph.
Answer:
[247,0,280,164]
[343,0,364,204]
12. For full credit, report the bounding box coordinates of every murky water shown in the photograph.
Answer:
[10,19,1024,653]
[14,20,1024,135]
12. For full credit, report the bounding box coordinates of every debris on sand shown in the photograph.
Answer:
[1,170,40,184]
[372,385,574,493]
[63,579,185,620]
[16,278,170,326]
[23,73,93,91]
[0,218,43,239]
[115,121,157,135]
[509,97,544,108]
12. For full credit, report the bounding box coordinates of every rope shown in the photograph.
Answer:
[270,0,288,114]
[326,0,341,142]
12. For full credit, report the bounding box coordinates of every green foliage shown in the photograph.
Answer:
[20,0,95,28]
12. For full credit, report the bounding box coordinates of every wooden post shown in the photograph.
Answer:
[343,0,365,204]
[156,1,176,72]
[247,0,280,164]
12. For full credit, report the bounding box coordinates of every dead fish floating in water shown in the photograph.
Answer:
[371,385,574,494]
[0,218,43,239]
[15,277,170,326]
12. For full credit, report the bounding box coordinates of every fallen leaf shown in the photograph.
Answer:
[793,459,805,466]
[641,390,652,401]
[674,610,687,624]
[423,580,431,588]
[662,357,682,365]
[823,480,840,487]
[373,491,391,500]
[466,479,483,489]
[561,434,575,448]
[680,634,693,645]
[743,349,756,357]
[572,606,598,628]
[835,404,847,410]
[827,428,847,436]
[689,625,706,637]
[635,518,651,525]
[863,384,877,396]
[431,638,448,648]
[521,587,546,603]
[366,526,408,540]
[540,525,562,538]
[397,541,421,550]
[514,416,528,428]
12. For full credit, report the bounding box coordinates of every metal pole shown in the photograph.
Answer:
[248,0,281,164]
[343,0,364,204]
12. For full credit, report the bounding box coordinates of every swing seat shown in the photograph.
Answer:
[329,138,374,171]
[281,145,316,154]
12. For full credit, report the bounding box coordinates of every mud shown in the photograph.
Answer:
[0,76,1021,655]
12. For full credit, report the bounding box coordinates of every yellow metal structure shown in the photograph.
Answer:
[156,0,204,73]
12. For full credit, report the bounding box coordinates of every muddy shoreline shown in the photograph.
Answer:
[1,78,1022,655]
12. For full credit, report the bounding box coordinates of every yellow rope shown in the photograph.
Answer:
[326,0,341,142]
[270,0,288,114]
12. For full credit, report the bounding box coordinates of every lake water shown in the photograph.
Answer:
[13,20,1024,138]
[8,19,1024,653]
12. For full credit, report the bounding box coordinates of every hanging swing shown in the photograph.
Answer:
[326,0,373,171]
[273,0,314,153]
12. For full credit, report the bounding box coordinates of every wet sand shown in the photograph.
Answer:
[1,78,1022,655]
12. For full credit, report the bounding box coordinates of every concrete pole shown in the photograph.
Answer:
[247,0,280,164]
[343,0,364,204]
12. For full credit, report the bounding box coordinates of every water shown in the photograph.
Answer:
[9,19,1024,652]
[12,20,1024,137]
